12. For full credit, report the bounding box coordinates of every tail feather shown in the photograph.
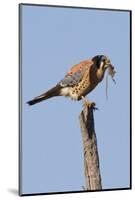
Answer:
[27,85,61,106]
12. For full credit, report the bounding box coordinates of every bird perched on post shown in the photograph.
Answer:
[27,55,115,107]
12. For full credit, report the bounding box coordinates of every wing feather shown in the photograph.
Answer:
[59,59,93,87]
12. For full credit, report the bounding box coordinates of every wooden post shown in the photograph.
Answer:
[79,105,102,190]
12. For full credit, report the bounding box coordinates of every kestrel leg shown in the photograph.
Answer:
[81,96,98,110]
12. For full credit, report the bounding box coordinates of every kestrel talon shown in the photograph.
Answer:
[27,55,116,106]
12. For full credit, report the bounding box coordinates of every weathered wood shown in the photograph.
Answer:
[79,106,102,190]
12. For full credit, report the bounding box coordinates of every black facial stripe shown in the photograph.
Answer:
[92,55,105,68]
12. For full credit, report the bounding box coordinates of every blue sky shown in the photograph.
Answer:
[21,5,130,194]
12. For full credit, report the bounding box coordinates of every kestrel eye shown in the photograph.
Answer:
[102,58,106,62]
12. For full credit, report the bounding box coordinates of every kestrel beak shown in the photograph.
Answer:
[104,58,111,69]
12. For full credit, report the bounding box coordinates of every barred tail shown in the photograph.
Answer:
[27,85,61,106]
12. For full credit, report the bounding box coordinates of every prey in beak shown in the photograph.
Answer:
[102,56,116,83]
[105,60,116,99]
[107,64,116,84]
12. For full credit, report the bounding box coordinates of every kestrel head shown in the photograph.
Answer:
[92,55,112,71]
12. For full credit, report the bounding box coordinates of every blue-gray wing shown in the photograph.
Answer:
[59,70,85,87]
[58,60,92,87]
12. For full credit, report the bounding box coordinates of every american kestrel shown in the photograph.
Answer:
[27,55,115,106]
